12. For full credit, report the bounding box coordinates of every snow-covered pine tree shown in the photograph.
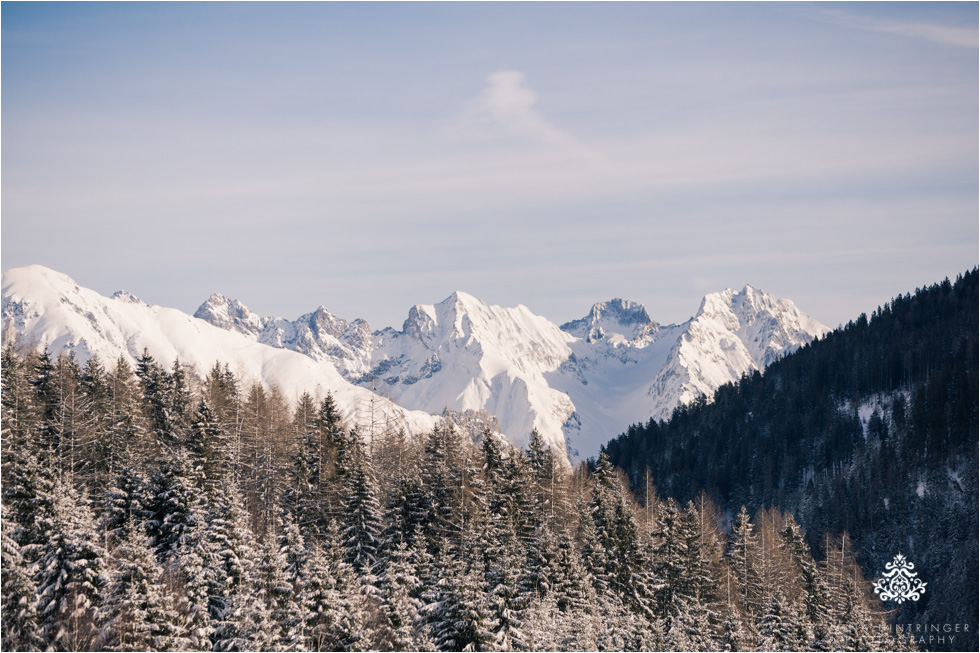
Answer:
[381,465,430,556]
[285,392,325,532]
[95,518,179,652]
[171,499,217,652]
[218,575,276,652]
[727,505,761,619]
[1,345,40,454]
[168,358,192,442]
[146,449,202,562]
[303,519,364,652]
[719,604,750,652]
[1,516,44,652]
[208,482,260,651]
[33,477,107,651]
[78,355,111,488]
[483,518,528,651]
[652,497,689,622]
[341,430,385,593]
[135,349,174,450]
[419,420,470,546]
[425,538,491,652]
[100,464,152,549]
[683,495,723,612]
[103,357,149,479]
[1,444,57,556]
[378,539,428,651]
[304,539,352,652]
[186,398,228,492]
[253,524,299,651]
[780,514,831,649]
[755,590,803,652]
[318,393,350,522]
[28,349,59,455]
[278,514,311,652]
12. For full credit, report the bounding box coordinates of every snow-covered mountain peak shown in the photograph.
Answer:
[305,305,355,340]
[561,298,659,344]
[403,291,515,345]
[111,290,144,305]
[3,264,81,301]
[194,292,265,336]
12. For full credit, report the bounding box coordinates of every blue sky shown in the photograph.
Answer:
[3,2,977,329]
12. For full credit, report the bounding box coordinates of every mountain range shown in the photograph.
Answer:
[1,265,829,461]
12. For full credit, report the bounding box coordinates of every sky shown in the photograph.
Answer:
[3,2,977,331]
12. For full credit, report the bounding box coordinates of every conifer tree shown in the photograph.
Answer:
[1,517,44,652]
[104,357,148,477]
[95,519,179,652]
[484,519,528,651]
[187,399,227,491]
[1,345,39,452]
[426,539,491,652]
[341,431,385,590]
[172,502,217,651]
[379,540,428,651]
[653,497,689,621]
[100,465,152,549]
[277,515,312,652]
[146,449,203,561]
[727,506,761,618]
[756,590,802,652]
[253,526,299,651]
[381,466,430,555]
[781,515,830,647]
[209,483,260,651]
[33,478,106,651]
[720,605,749,652]
[304,519,364,652]
[135,349,173,450]
[285,392,325,532]
[169,358,192,441]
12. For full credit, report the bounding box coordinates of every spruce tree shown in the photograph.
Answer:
[33,478,106,651]
[1,517,44,652]
[379,540,428,651]
[95,519,179,652]
[187,398,227,491]
[340,432,385,590]
[727,506,761,618]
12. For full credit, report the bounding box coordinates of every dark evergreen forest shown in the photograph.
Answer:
[603,269,979,651]
[1,339,915,651]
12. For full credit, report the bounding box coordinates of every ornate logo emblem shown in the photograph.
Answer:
[874,553,926,603]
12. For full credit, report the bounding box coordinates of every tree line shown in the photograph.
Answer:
[1,345,912,651]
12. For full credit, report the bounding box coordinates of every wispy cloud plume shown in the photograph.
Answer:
[477,70,576,147]
[822,9,978,48]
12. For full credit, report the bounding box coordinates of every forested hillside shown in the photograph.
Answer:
[1,345,911,651]
[603,270,979,651]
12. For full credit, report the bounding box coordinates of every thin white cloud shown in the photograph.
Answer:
[821,9,978,48]
[478,70,576,147]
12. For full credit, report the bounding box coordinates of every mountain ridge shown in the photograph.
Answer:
[2,264,830,461]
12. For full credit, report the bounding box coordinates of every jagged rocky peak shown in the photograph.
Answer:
[561,298,658,343]
[304,305,351,340]
[194,292,264,335]
[403,303,438,343]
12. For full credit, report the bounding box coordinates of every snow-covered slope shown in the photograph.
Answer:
[1,265,439,438]
[3,265,830,462]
